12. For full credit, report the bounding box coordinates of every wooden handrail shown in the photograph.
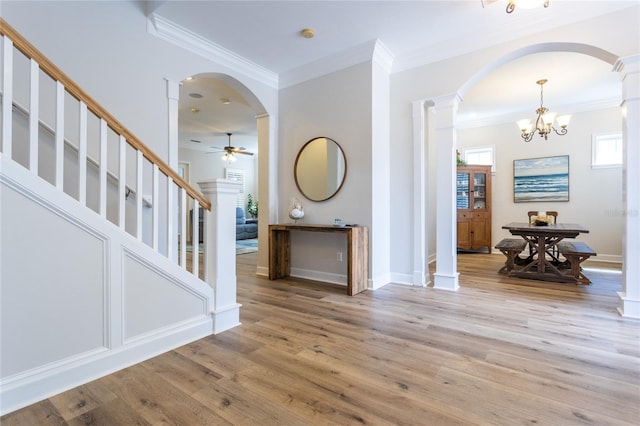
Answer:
[0,18,211,210]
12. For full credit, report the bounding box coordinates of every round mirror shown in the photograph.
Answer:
[294,137,347,202]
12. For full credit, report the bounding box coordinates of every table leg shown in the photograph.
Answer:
[269,229,291,280]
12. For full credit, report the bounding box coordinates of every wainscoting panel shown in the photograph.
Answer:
[122,248,209,342]
[0,156,215,415]
[0,179,108,378]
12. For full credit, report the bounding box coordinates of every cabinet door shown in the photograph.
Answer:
[470,213,490,249]
[457,213,471,249]
[472,171,488,210]
[456,172,470,210]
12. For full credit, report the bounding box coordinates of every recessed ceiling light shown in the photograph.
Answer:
[191,108,200,113]
[185,76,194,81]
[221,98,231,105]
[189,92,203,99]
[301,28,315,39]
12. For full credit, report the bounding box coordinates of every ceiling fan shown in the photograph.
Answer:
[210,132,254,162]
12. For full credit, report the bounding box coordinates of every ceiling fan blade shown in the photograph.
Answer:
[233,150,254,156]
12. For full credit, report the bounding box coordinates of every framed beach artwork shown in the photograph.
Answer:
[513,155,569,203]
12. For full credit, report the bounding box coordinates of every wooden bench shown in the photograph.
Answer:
[557,241,597,284]
[495,238,528,274]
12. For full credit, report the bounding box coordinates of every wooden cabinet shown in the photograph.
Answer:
[457,165,492,252]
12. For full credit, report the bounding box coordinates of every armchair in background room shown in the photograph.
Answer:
[236,207,258,240]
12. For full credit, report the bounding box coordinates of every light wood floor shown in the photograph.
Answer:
[3,252,639,425]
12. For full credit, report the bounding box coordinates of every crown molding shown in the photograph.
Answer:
[372,40,394,74]
[457,96,621,129]
[280,40,380,89]
[147,14,278,89]
[613,54,640,74]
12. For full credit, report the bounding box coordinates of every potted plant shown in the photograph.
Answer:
[247,194,258,218]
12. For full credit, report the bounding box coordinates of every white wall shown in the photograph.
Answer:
[278,63,372,284]
[458,107,623,261]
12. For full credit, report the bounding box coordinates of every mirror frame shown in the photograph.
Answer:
[294,136,347,202]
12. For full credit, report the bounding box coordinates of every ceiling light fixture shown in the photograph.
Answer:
[190,108,199,113]
[506,0,549,13]
[220,98,231,105]
[301,28,315,39]
[222,151,237,163]
[517,79,571,142]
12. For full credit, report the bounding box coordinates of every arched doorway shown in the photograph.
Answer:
[167,72,273,274]
[415,43,639,317]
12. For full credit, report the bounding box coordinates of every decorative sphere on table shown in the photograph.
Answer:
[289,208,304,220]
[289,197,304,223]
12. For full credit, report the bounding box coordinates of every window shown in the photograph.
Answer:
[592,133,622,168]
[464,146,495,172]
[225,168,246,208]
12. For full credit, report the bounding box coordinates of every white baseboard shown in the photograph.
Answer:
[618,292,640,318]
[0,318,213,416]
[256,265,269,277]
[212,303,242,334]
[290,267,348,287]
[369,272,391,290]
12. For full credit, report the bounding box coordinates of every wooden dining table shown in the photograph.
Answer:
[501,222,590,283]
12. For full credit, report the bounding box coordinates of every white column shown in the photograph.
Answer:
[432,93,462,291]
[370,51,392,290]
[615,55,640,318]
[412,100,428,287]
[198,178,242,333]
[165,79,180,170]
[256,113,272,277]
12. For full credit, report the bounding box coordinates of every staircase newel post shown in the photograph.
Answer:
[198,178,243,333]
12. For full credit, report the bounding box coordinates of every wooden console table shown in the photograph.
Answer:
[269,224,368,295]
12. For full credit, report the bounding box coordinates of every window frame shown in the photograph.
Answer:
[463,146,495,173]
[591,133,622,169]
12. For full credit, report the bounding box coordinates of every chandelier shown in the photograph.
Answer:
[516,79,571,143]
[506,0,549,13]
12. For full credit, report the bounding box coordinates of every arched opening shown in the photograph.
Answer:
[169,72,270,270]
[418,43,634,312]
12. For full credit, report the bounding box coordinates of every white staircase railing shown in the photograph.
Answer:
[1,18,208,277]
[0,18,242,416]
